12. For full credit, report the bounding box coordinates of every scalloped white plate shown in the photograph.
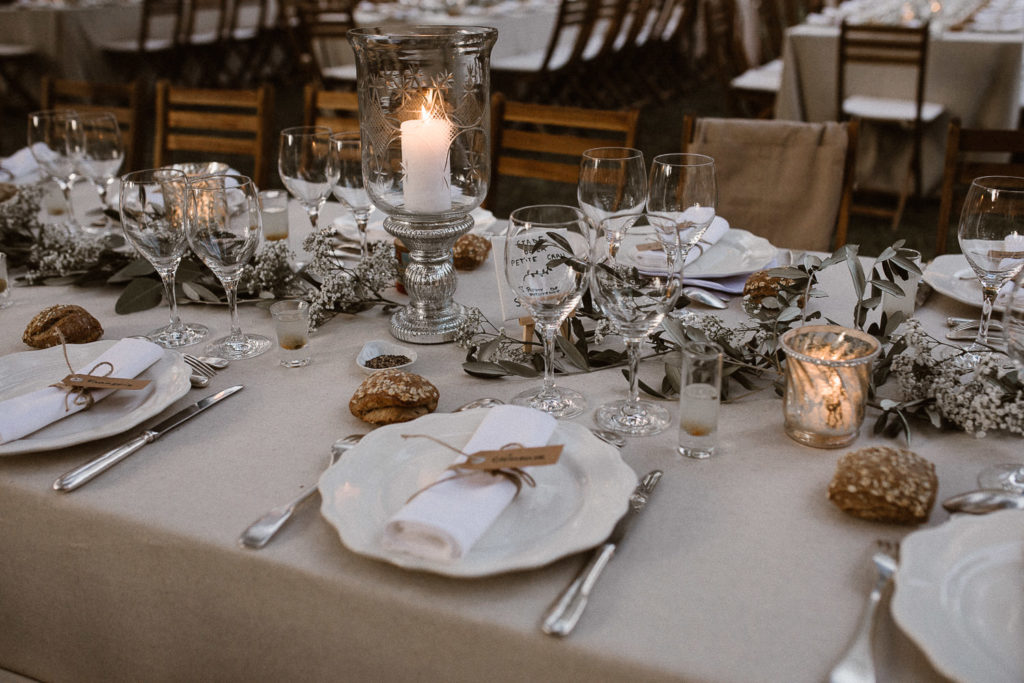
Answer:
[923,254,1024,312]
[685,228,777,278]
[0,340,191,455]
[318,408,637,577]
[892,510,1024,683]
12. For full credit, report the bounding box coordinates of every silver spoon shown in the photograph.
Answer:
[942,489,1024,515]
[238,433,363,549]
[194,355,230,369]
[189,374,210,389]
[684,287,728,309]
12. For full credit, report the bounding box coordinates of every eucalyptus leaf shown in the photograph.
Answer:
[765,266,807,279]
[664,363,681,393]
[43,276,80,286]
[115,277,164,314]
[107,258,156,283]
[869,279,905,297]
[891,255,922,275]
[661,317,689,348]
[182,281,221,303]
[497,360,541,378]
[556,334,590,371]
[846,256,865,299]
[463,362,509,378]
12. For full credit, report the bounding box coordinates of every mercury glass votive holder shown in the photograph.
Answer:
[780,325,881,449]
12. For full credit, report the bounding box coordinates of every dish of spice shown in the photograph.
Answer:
[357,340,417,374]
[365,354,412,369]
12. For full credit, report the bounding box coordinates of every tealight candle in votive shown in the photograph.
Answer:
[780,325,881,449]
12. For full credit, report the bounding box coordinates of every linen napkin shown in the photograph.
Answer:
[0,338,164,445]
[0,146,40,181]
[382,404,557,562]
[631,215,729,270]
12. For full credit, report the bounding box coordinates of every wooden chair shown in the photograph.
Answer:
[682,115,858,250]
[293,0,358,87]
[486,92,640,214]
[152,79,274,187]
[837,20,944,229]
[40,77,145,172]
[704,0,777,119]
[302,84,359,131]
[95,0,185,79]
[935,119,1024,255]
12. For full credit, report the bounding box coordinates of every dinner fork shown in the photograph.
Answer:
[184,355,219,378]
[828,540,900,683]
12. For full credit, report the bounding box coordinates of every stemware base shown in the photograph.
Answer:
[978,464,1024,493]
[206,333,272,361]
[512,386,586,419]
[595,399,671,436]
[148,322,209,349]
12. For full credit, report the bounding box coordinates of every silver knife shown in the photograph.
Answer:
[541,469,663,637]
[53,385,244,492]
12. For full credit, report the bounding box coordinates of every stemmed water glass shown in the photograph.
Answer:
[187,174,271,360]
[329,131,375,259]
[504,205,590,418]
[28,110,83,228]
[577,147,647,238]
[119,168,209,348]
[591,213,684,436]
[76,112,124,228]
[957,176,1024,363]
[647,153,717,257]
[278,126,337,233]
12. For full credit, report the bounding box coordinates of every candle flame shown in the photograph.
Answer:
[420,106,429,121]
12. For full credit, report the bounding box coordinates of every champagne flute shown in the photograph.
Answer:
[957,176,1024,364]
[28,110,83,229]
[329,131,375,259]
[591,213,684,436]
[119,168,209,348]
[977,268,1024,491]
[577,147,647,238]
[187,174,271,360]
[647,153,717,257]
[76,112,124,231]
[278,126,337,232]
[504,205,590,418]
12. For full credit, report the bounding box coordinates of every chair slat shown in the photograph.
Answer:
[167,110,260,132]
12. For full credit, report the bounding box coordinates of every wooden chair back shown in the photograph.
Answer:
[756,0,785,63]
[936,119,1024,254]
[294,0,354,79]
[136,0,186,52]
[703,0,749,84]
[487,92,640,212]
[152,79,274,187]
[40,76,145,172]
[303,84,359,131]
[179,0,228,46]
[539,0,598,74]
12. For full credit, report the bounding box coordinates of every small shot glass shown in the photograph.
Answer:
[0,252,11,309]
[678,341,723,459]
[270,300,311,368]
[259,189,290,244]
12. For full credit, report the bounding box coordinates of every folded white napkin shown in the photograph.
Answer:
[631,216,729,270]
[0,338,164,445]
[382,405,557,562]
[1,146,40,180]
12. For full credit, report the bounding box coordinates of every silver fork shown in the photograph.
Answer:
[184,355,219,378]
[829,540,900,683]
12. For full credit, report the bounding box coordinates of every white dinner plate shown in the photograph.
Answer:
[0,340,191,455]
[331,207,497,242]
[318,409,637,577]
[892,510,1024,683]
[923,254,1024,312]
[685,228,777,278]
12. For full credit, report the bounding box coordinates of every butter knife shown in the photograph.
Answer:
[53,385,244,492]
[541,469,663,637]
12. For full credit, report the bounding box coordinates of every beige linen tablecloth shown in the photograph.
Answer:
[0,201,1019,681]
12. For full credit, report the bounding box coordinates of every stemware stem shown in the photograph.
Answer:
[541,324,559,397]
[159,270,183,331]
[225,280,243,342]
[307,206,320,231]
[624,338,643,415]
[357,216,369,259]
[976,284,999,345]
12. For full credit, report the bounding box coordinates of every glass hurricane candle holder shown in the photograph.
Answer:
[349,25,497,343]
[780,325,881,449]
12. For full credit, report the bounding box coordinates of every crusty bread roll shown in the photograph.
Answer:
[23,304,104,349]
[349,369,439,425]
[453,234,491,271]
[827,446,937,524]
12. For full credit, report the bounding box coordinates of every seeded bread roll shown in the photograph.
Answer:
[349,369,439,425]
[453,233,491,271]
[22,304,104,349]
[827,446,937,524]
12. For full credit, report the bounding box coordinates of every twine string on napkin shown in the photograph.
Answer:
[400,433,537,503]
[48,331,115,412]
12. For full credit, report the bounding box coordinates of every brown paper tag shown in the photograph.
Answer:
[59,374,151,391]
[461,445,563,470]
[635,241,664,252]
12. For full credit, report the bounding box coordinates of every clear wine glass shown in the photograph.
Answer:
[187,174,271,360]
[28,110,83,229]
[957,176,1024,365]
[977,268,1024,492]
[647,153,717,257]
[329,131,375,259]
[76,112,124,230]
[591,213,684,436]
[278,126,337,233]
[504,204,590,418]
[577,147,647,238]
[119,168,209,348]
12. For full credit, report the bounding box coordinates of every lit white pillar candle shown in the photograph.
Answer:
[401,105,452,214]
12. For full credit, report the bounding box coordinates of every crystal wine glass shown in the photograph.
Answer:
[278,126,337,233]
[957,176,1024,364]
[977,268,1024,492]
[591,213,684,436]
[577,147,647,238]
[119,168,209,348]
[76,112,124,229]
[187,174,271,360]
[647,153,717,257]
[504,205,590,418]
[28,110,83,229]
[329,131,375,259]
